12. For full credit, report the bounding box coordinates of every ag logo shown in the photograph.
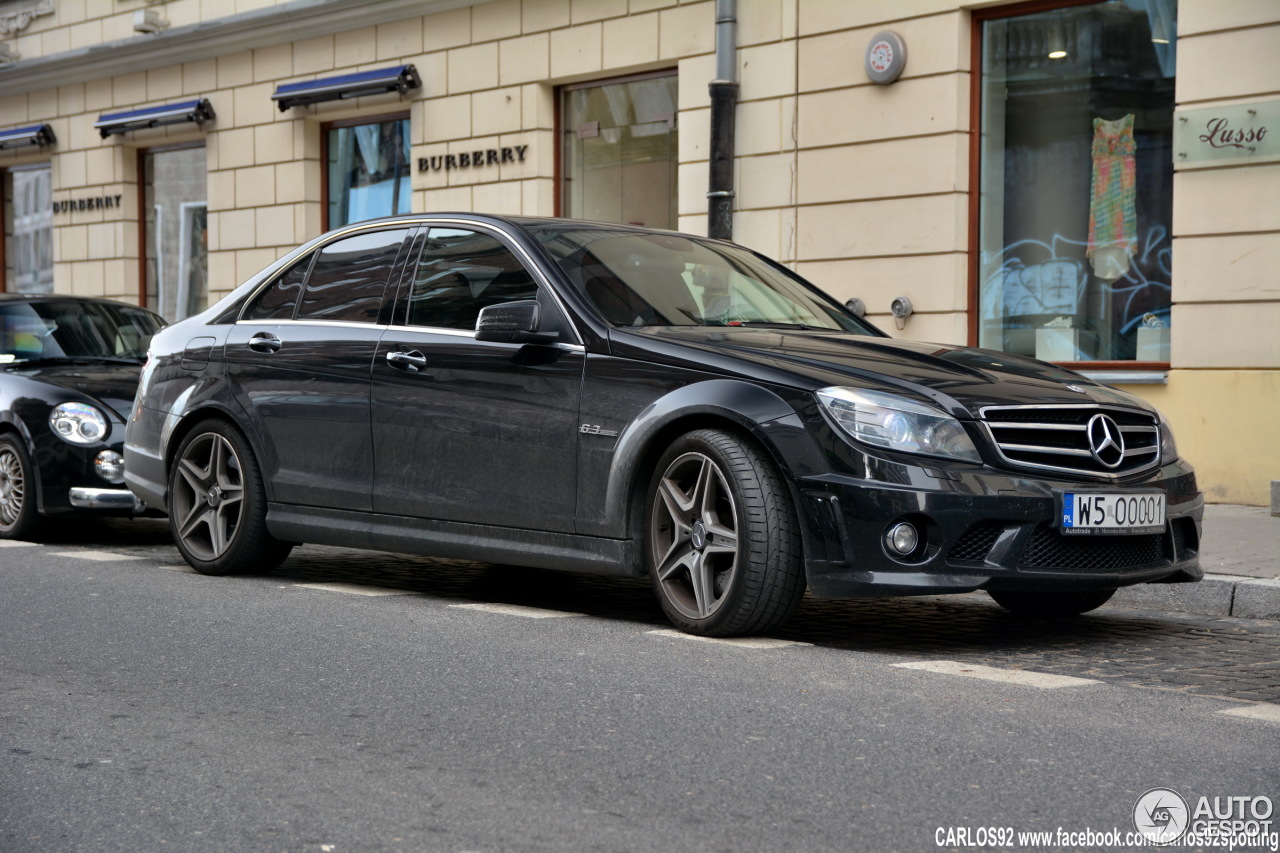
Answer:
[1134,787,1189,844]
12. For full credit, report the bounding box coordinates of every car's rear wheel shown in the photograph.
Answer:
[646,429,805,637]
[0,435,42,540]
[987,587,1116,616]
[169,419,292,575]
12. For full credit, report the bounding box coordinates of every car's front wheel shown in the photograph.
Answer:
[169,419,292,575]
[645,429,805,637]
[987,588,1116,616]
[0,434,42,540]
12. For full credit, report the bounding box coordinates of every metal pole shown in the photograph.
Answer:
[707,0,738,241]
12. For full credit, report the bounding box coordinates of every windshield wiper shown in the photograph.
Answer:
[723,321,823,331]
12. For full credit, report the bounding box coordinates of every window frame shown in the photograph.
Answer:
[1,161,54,295]
[556,69,679,226]
[967,0,1172,372]
[320,111,412,233]
[138,141,208,318]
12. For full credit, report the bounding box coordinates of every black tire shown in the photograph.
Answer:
[987,587,1116,616]
[645,429,805,637]
[0,434,44,541]
[168,419,292,575]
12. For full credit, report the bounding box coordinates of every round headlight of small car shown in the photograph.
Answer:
[94,449,126,483]
[49,402,110,446]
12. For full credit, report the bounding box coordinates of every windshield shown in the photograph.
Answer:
[533,227,874,333]
[0,300,165,364]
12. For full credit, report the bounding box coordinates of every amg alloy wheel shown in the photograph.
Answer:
[169,420,291,575]
[646,429,804,637]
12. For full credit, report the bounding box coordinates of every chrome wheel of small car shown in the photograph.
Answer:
[0,435,40,539]
[646,429,804,637]
[169,420,292,575]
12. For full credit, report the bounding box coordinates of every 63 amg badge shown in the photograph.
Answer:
[1135,788,1190,844]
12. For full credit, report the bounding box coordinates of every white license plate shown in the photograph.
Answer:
[1061,492,1166,535]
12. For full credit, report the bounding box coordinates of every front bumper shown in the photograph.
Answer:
[69,487,146,513]
[797,458,1203,600]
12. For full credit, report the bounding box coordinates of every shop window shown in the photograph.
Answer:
[143,146,208,322]
[974,0,1176,364]
[3,164,53,294]
[326,116,411,229]
[562,72,678,229]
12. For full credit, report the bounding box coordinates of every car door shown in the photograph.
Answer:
[224,225,413,511]
[370,225,584,532]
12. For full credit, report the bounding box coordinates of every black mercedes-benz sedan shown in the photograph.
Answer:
[124,214,1202,636]
[2,294,166,539]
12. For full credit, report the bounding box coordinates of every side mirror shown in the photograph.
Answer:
[475,300,558,345]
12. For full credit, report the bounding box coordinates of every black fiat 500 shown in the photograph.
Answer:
[124,215,1202,636]
[1,294,166,539]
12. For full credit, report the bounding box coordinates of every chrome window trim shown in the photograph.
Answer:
[233,216,586,347]
[235,319,390,331]
[233,318,586,353]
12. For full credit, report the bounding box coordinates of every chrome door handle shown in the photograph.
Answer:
[386,349,427,372]
[248,332,282,353]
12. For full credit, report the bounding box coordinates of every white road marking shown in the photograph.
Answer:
[294,582,420,597]
[646,629,812,649]
[892,660,1101,689]
[0,540,38,548]
[1219,704,1280,724]
[47,550,135,562]
[449,602,583,619]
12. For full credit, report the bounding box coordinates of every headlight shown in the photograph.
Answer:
[49,402,110,445]
[1158,411,1179,465]
[816,387,982,464]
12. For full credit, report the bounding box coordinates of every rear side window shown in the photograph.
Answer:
[243,256,311,321]
[406,228,539,330]
[296,228,410,323]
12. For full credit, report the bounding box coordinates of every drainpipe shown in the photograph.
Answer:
[707,0,738,241]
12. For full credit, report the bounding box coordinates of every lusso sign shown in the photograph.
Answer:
[1175,101,1280,164]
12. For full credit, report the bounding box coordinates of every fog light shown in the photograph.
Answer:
[94,450,125,484]
[885,521,919,556]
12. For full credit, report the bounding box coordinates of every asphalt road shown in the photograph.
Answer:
[3,520,1278,853]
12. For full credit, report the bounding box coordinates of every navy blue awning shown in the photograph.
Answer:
[272,64,421,111]
[0,123,56,150]
[95,99,215,138]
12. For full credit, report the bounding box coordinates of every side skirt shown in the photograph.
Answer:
[266,504,643,578]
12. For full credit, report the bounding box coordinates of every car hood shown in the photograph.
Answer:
[3,361,142,420]
[627,327,1152,418]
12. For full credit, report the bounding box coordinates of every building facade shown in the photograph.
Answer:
[1,0,1276,505]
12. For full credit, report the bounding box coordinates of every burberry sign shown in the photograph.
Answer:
[418,145,528,173]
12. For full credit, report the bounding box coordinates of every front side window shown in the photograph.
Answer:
[326,117,411,229]
[144,146,208,322]
[562,73,678,230]
[3,164,53,294]
[406,228,545,331]
[976,1,1176,364]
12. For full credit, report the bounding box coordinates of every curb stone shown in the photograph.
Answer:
[1110,574,1280,620]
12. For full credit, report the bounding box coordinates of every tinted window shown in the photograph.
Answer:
[244,256,310,321]
[1,300,164,362]
[406,228,539,330]
[297,228,409,323]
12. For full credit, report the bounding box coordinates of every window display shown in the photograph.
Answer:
[976,1,1176,364]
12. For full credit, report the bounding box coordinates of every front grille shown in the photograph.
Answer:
[1018,523,1168,571]
[947,521,1006,563]
[979,405,1160,478]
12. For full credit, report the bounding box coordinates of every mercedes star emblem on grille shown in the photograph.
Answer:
[1086,413,1125,468]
